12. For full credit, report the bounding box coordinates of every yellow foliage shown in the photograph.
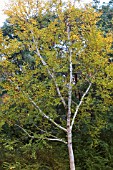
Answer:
[0,29,3,43]
[2,94,10,103]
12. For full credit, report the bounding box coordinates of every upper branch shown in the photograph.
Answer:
[70,82,92,130]
[31,31,67,109]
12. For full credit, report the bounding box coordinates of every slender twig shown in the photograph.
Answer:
[70,82,92,130]
[15,124,34,139]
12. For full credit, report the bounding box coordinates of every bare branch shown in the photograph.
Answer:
[70,83,92,130]
[23,92,67,133]
[45,137,67,144]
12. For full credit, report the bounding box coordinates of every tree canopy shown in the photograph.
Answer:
[0,0,113,169]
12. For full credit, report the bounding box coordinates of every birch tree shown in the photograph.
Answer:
[0,0,112,169]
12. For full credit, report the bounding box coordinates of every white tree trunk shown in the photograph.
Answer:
[67,20,75,170]
[67,127,75,170]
